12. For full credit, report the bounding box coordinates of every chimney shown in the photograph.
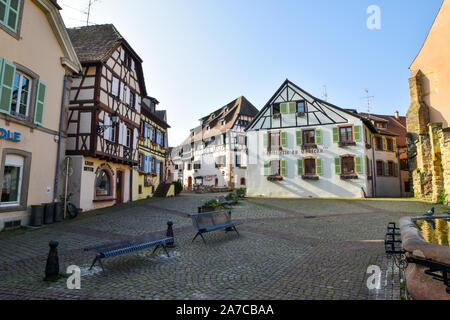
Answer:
[394,110,399,119]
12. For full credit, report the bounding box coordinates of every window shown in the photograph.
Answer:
[0,0,21,34]
[96,170,111,197]
[388,161,394,177]
[269,132,280,151]
[376,137,383,150]
[400,159,408,171]
[235,154,242,167]
[1,154,23,206]
[339,126,353,143]
[304,158,316,176]
[297,101,306,114]
[341,156,355,175]
[11,71,30,118]
[270,160,280,176]
[221,120,226,126]
[112,77,119,97]
[139,154,145,171]
[386,138,393,152]
[193,162,201,170]
[273,103,280,116]
[240,177,246,186]
[376,161,384,176]
[126,128,131,147]
[303,130,315,145]
[216,156,226,169]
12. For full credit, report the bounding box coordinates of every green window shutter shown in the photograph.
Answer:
[264,162,270,176]
[0,57,4,82]
[0,1,6,25]
[354,125,362,142]
[297,159,303,176]
[0,59,15,115]
[382,137,387,151]
[34,80,47,125]
[5,0,20,32]
[296,131,302,146]
[393,138,397,152]
[355,156,363,174]
[280,103,288,114]
[315,129,322,145]
[317,158,323,176]
[281,132,287,147]
[281,160,287,177]
[288,102,296,113]
[333,127,339,143]
[335,157,341,175]
[264,133,269,148]
[384,161,389,176]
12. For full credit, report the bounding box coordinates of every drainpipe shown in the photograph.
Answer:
[372,134,377,198]
[53,72,82,203]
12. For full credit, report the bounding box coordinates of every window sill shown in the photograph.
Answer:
[0,205,27,213]
[339,141,357,147]
[93,197,116,202]
[267,175,283,182]
[302,175,319,181]
[340,174,358,180]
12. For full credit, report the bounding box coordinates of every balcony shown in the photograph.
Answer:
[338,140,356,147]
[340,173,358,180]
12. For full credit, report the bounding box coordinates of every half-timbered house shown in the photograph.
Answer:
[172,96,258,190]
[133,96,170,200]
[245,79,401,198]
[66,24,145,211]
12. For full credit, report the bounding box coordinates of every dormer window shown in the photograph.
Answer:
[206,126,210,131]
[221,120,226,126]
[297,101,306,114]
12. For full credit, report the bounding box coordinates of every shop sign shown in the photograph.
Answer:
[0,128,21,142]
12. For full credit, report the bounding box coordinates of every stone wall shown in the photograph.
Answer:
[407,69,449,204]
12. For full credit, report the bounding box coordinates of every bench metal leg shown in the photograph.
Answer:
[192,232,207,244]
[89,256,99,271]
[152,245,160,255]
[233,226,240,237]
[97,258,107,276]
[162,244,170,258]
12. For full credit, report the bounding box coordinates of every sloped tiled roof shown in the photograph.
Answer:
[360,113,407,146]
[67,24,124,62]
[180,96,258,146]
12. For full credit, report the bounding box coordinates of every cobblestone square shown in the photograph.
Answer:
[0,194,443,300]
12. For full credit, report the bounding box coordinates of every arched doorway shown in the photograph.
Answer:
[215,178,218,187]
[188,176,192,188]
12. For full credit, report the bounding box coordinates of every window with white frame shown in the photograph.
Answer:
[11,71,31,118]
[1,154,23,206]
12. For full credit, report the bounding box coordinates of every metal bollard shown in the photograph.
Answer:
[166,221,175,248]
[44,240,60,281]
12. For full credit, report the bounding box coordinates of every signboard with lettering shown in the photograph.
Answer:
[0,128,21,142]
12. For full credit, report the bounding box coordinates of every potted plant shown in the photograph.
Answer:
[225,192,238,205]
[199,199,224,213]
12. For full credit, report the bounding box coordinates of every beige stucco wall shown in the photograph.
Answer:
[0,0,75,229]
[410,0,450,128]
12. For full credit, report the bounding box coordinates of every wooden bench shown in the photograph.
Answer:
[188,210,241,244]
[84,234,173,275]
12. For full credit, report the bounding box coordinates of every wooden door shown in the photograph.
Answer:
[116,171,123,203]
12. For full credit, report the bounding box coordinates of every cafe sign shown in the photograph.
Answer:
[0,128,21,142]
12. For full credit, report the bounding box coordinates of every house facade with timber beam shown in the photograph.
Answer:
[66,24,145,212]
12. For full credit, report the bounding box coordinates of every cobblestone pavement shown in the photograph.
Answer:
[0,194,444,300]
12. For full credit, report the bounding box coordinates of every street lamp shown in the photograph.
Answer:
[97,111,119,134]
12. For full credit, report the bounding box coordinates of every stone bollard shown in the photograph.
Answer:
[44,240,60,281]
[166,221,175,248]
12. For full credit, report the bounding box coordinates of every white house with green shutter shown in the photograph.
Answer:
[245,79,401,198]
[0,0,81,230]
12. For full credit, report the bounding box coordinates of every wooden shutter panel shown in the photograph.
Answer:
[103,115,110,139]
[335,157,342,174]
[264,133,269,148]
[34,80,47,125]
[394,163,398,177]
[264,162,270,176]
[382,137,387,151]
[393,139,397,152]
[281,160,287,177]
[296,131,302,146]
[0,59,16,115]
[355,156,363,174]
[354,126,362,142]
[385,161,389,176]
[133,129,138,150]
[333,127,339,143]
[297,159,304,176]
[316,129,322,145]
[280,103,288,114]
[144,155,148,172]
[0,57,4,86]
[6,0,20,32]
[288,102,296,114]
[281,132,287,147]
[317,158,323,176]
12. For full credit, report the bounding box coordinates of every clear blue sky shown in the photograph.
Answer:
[60,0,443,146]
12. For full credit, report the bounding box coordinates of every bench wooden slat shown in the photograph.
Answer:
[189,210,240,244]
